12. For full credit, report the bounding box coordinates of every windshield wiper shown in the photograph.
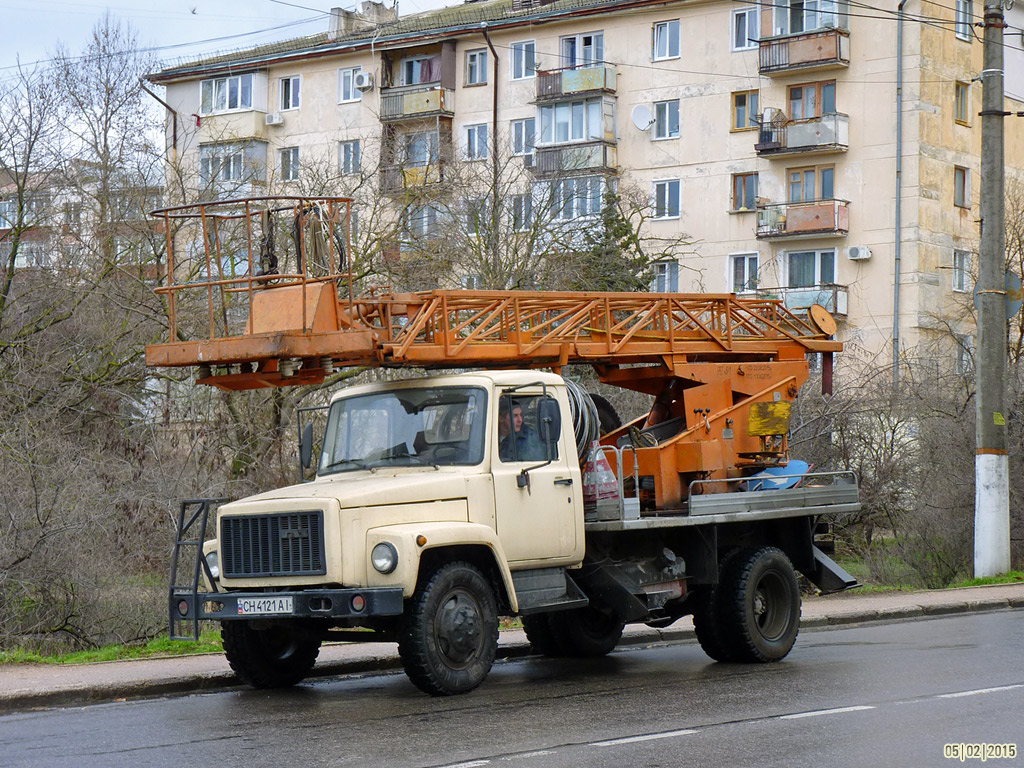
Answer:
[320,458,374,472]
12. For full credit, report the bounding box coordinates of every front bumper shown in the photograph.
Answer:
[172,587,405,622]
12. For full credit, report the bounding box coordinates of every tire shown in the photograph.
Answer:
[718,547,801,663]
[522,613,564,656]
[221,621,321,689]
[692,548,743,662]
[547,606,624,658]
[398,562,499,696]
[590,393,622,435]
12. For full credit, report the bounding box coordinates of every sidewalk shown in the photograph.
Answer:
[2,582,1021,714]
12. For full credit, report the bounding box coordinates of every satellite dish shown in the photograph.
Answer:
[631,104,654,131]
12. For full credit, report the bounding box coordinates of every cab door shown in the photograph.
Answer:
[491,393,580,564]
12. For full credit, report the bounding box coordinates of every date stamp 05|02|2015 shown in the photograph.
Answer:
[944,744,1018,762]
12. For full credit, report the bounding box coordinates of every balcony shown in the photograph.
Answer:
[535,64,616,102]
[197,110,267,142]
[380,163,445,194]
[379,84,454,122]
[756,199,849,239]
[532,141,616,177]
[759,29,850,75]
[757,284,848,317]
[755,113,849,158]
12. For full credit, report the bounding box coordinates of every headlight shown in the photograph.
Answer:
[205,551,220,580]
[371,542,398,574]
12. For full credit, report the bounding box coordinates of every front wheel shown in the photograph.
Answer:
[718,546,801,662]
[221,621,322,688]
[398,562,499,696]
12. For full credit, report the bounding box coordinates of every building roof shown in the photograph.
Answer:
[148,0,669,82]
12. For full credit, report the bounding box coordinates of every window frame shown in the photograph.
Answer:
[559,32,604,68]
[279,146,300,182]
[653,99,680,140]
[652,179,681,219]
[955,332,974,375]
[338,66,363,104]
[510,40,538,80]
[653,20,681,61]
[339,139,361,175]
[731,172,759,211]
[199,145,245,183]
[731,7,759,51]
[787,248,836,288]
[954,165,971,208]
[550,175,604,221]
[538,97,605,145]
[280,75,301,111]
[402,130,439,167]
[787,80,837,120]
[787,164,834,202]
[952,249,972,292]
[465,123,489,161]
[511,193,533,231]
[466,49,488,86]
[511,117,536,160]
[955,0,972,41]
[731,252,759,293]
[652,260,680,292]
[731,90,760,131]
[954,81,970,125]
[199,73,254,115]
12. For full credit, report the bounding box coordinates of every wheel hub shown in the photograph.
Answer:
[437,591,482,665]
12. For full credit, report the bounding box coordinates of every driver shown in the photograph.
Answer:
[499,399,546,461]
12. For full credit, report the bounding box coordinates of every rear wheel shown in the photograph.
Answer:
[398,562,499,696]
[522,613,564,656]
[221,621,321,688]
[718,547,801,662]
[547,605,624,658]
[692,548,742,662]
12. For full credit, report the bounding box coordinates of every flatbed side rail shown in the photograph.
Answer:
[169,497,228,641]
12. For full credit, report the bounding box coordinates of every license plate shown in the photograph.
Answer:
[237,596,293,615]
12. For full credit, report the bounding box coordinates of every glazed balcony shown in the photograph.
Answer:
[757,283,848,317]
[756,199,849,239]
[759,29,850,75]
[535,64,616,102]
[532,140,616,177]
[755,113,849,158]
[379,84,454,122]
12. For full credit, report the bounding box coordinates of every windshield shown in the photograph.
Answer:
[318,386,487,474]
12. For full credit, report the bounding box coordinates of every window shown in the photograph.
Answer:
[653,179,681,219]
[512,193,533,231]
[788,165,834,201]
[200,73,253,114]
[511,40,537,80]
[279,147,300,182]
[63,202,82,229]
[953,249,972,292]
[955,0,972,41]
[653,20,681,60]
[465,124,488,160]
[401,55,441,85]
[732,7,759,50]
[788,248,835,287]
[732,253,759,292]
[338,66,363,103]
[954,166,970,208]
[403,130,439,166]
[199,145,244,183]
[465,196,490,233]
[732,90,759,130]
[466,49,488,85]
[498,394,559,463]
[280,75,300,111]
[652,260,679,292]
[551,176,604,220]
[773,0,843,36]
[954,81,970,124]
[654,100,680,139]
[339,140,361,175]
[560,32,604,68]
[511,118,536,162]
[407,204,440,237]
[539,98,604,144]
[732,172,758,210]
[955,333,974,375]
[788,81,836,119]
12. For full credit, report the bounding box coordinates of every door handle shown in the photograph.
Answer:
[554,477,573,486]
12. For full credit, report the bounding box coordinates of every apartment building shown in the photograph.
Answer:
[146,0,1024,371]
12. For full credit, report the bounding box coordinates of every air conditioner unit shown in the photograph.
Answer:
[353,71,375,92]
[846,245,872,261]
[523,153,535,168]
[265,112,284,126]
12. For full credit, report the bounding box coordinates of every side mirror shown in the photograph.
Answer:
[300,422,314,469]
[538,396,561,449]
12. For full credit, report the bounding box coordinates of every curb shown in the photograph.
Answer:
[1,598,1020,714]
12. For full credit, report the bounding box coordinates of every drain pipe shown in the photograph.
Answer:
[140,79,179,162]
[481,23,501,277]
[893,0,908,383]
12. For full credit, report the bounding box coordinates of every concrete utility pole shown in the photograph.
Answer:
[974,0,1011,577]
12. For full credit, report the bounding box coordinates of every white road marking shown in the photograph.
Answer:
[592,729,698,746]
[436,761,490,768]
[505,751,555,760]
[938,684,1024,699]
[780,705,876,720]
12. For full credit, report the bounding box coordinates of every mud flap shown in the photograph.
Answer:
[810,545,860,594]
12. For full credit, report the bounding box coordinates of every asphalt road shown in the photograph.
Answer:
[1,611,1021,768]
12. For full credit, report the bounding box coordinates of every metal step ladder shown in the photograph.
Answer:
[168,498,226,641]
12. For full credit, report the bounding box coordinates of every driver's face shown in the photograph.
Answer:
[513,407,524,432]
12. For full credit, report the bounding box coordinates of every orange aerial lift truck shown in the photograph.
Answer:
[155,196,858,696]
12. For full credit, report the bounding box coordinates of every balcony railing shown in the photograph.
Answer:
[380,163,445,194]
[532,141,616,177]
[757,284,848,317]
[379,84,454,122]
[756,199,849,239]
[759,29,850,75]
[535,64,616,102]
[755,113,849,157]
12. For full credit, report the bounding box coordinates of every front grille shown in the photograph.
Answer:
[220,511,326,578]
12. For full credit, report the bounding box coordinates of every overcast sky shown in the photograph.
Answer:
[2,0,451,76]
